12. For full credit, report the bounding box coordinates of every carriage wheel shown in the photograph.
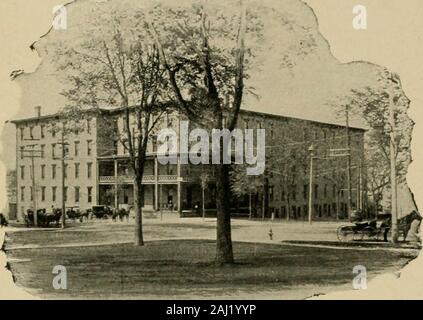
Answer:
[361,227,376,241]
[353,231,365,241]
[337,226,354,242]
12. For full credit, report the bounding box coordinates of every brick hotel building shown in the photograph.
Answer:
[12,107,366,221]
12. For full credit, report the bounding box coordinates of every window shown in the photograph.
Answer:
[75,187,80,203]
[303,184,308,200]
[333,185,336,198]
[314,184,319,199]
[257,121,263,129]
[87,140,92,156]
[29,126,34,139]
[113,140,118,155]
[75,163,80,179]
[52,187,57,202]
[30,186,33,201]
[52,164,57,179]
[20,146,24,159]
[40,125,45,139]
[40,144,45,158]
[51,143,56,158]
[52,128,56,138]
[41,187,46,202]
[244,119,249,129]
[20,127,24,140]
[64,187,68,202]
[20,166,25,180]
[324,184,328,198]
[269,186,274,201]
[74,141,80,157]
[21,187,25,201]
[87,119,91,134]
[41,165,46,180]
[64,164,68,179]
[269,123,274,140]
[87,163,93,179]
[87,187,93,203]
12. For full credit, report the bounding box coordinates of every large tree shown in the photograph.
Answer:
[148,1,259,264]
[338,70,413,214]
[145,1,317,264]
[53,9,170,245]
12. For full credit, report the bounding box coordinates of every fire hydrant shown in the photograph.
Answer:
[268,228,273,241]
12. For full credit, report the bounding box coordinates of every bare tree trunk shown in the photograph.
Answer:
[336,188,340,220]
[286,195,290,222]
[202,185,206,221]
[134,176,144,246]
[248,192,252,220]
[215,164,234,265]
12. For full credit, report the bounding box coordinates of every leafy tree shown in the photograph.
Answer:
[230,164,262,219]
[52,8,172,245]
[336,69,413,214]
[147,1,317,264]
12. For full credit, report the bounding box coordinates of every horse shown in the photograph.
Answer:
[25,208,62,228]
[381,210,422,242]
[399,210,422,241]
[112,208,129,222]
[0,213,8,227]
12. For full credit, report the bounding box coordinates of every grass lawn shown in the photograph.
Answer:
[6,238,418,299]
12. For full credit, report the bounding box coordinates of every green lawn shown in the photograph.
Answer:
[6,238,418,299]
[5,222,218,248]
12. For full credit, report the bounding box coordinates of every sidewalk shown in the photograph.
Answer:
[0,228,35,300]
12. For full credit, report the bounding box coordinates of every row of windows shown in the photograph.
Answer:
[20,163,94,180]
[20,186,93,203]
[240,117,359,144]
[19,120,93,141]
[20,140,93,160]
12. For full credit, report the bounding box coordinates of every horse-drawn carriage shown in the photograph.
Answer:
[337,210,422,242]
[91,205,130,221]
[24,208,62,228]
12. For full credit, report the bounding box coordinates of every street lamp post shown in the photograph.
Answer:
[308,145,315,225]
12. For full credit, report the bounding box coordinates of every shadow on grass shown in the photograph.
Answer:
[6,239,418,299]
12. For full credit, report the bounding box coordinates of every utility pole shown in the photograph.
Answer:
[336,163,340,220]
[345,106,352,220]
[53,127,71,229]
[308,145,315,224]
[388,73,400,243]
[61,130,67,229]
[21,144,42,227]
[358,159,363,212]
[160,183,163,222]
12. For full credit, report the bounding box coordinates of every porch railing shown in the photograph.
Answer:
[99,175,182,184]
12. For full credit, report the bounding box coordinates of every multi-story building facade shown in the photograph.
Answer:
[12,107,366,221]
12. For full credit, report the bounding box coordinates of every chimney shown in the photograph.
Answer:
[35,105,41,118]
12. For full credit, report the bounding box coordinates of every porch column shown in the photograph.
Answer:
[177,154,182,215]
[95,160,100,205]
[114,157,118,210]
[154,157,159,211]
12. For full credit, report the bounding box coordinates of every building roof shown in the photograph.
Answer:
[11,106,367,131]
